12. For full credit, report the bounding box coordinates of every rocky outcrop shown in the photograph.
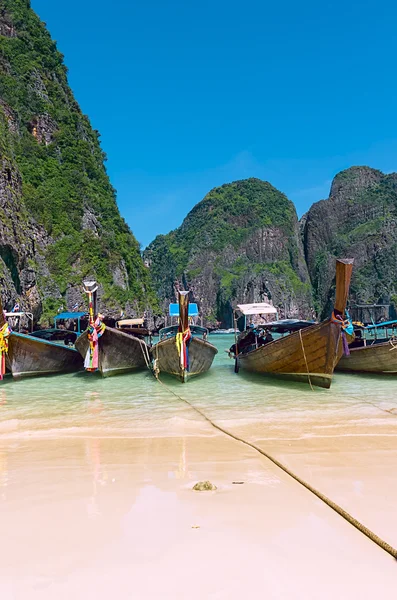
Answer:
[145,178,313,327]
[303,166,397,317]
[0,8,15,38]
[0,1,156,323]
[28,114,57,145]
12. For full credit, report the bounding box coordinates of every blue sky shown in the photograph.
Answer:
[32,0,397,247]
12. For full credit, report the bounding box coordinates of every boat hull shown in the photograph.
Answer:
[336,340,397,374]
[6,332,83,379]
[151,336,218,381]
[75,326,149,377]
[237,318,344,389]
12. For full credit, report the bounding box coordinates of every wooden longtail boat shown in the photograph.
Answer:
[233,259,354,389]
[0,299,83,379]
[337,322,397,374]
[75,281,150,377]
[151,291,218,382]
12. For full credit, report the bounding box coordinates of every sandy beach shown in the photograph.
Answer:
[1,411,397,600]
[1,344,397,599]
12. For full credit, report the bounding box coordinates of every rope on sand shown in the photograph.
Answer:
[153,373,397,561]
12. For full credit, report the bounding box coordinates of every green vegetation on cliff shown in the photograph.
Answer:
[164,178,296,274]
[145,178,312,326]
[304,166,397,317]
[0,0,156,320]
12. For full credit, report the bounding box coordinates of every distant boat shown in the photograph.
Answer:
[0,301,83,379]
[230,259,354,389]
[115,318,151,339]
[151,291,218,382]
[75,281,150,377]
[337,320,397,374]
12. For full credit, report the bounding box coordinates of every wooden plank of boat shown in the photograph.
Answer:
[151,335,218,381]
[236,258,354,389]
[74,280,150,377]
[337,339,397,374]
[0,297,83,379]
[75,326,149,377]
[7,332,83,379]
[151,290,218,382]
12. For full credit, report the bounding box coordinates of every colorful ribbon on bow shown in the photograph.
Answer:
[0,321,11,380]
[176,328,191,371]
[84,317,106,371]
[84,291,105,371]
[331,310,354,356]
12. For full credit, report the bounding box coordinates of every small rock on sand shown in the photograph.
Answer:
[193,481,217,491]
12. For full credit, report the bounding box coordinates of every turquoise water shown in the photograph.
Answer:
[0,334,396,441]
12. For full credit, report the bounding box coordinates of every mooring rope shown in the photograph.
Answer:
[298,328,314,392]
[149,368,397,560]
[352,395,397,417]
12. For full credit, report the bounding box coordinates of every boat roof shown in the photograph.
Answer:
[5,311,33,320]
[159,324,208,336]
[54,312,86,320]
[169,303,199,317]
[366,320,397,329]
[264,319,316,333]
[236,303,278,315]
[117,318,144,326]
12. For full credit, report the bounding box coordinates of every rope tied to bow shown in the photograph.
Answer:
[0,320,11,380]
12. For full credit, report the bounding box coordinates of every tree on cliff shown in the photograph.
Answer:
[0,0,157,322]
[145,178,313,327]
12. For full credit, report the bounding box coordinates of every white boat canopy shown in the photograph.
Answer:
[117,318,144,327]
[5,311,33,320]
[236,303,278,316]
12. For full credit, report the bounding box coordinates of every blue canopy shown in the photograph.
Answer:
[54,311,87,335]
[366,320,397,329]
[54,312,86,321]
[169,303,199,317]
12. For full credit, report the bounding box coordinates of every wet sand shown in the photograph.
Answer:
[1,343,397,599]
[1,421,396,599]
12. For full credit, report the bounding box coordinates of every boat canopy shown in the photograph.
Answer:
[117,318,144,327]
[159,324,208,340]
[169,303,199,317]
[236,303,278,316]
[5,311,33,320]
[366,320,397,330]
[54,312,86,321]
[5,311,34,332]
[264,319,316,333]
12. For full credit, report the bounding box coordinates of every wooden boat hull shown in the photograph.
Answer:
[75,326,149,377]
[151,336,218,381]
[6,332,83,379]
[336,340,397,374]
[237,318,345,389]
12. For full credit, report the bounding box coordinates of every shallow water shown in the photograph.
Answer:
[0,334,396,440]
[1,334,397,599]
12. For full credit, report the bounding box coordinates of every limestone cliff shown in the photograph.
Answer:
[303,166,397,318]
[0,0,156,323]
[145,178,313,327]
